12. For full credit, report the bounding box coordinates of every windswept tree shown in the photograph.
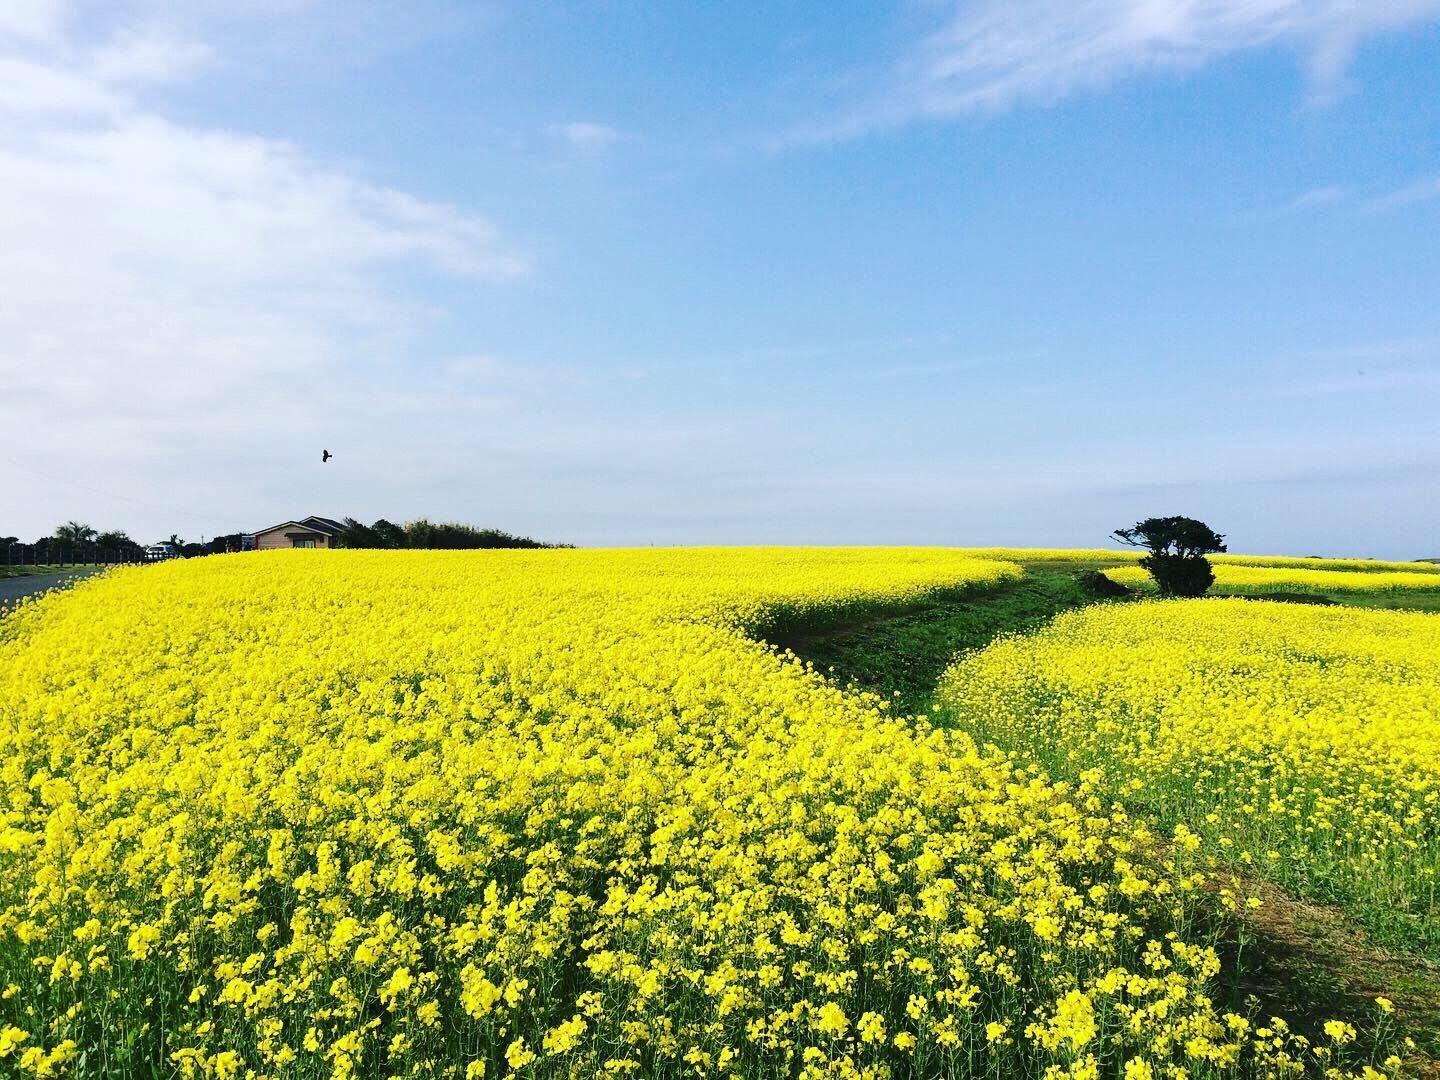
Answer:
[1112,516,1226,597]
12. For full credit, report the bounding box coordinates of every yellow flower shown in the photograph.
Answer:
[542,1015,587,1055]
[505,1037,536,1071]
[380,966,414,1003]
[815,1002,849,1037]
[0,1027,29,1058]
[0,547,1404,1077]
[857,1012,885,1044]
[126,924,161,961]
[1323,1019,1356,1044]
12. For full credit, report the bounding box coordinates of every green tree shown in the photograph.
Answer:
[371,519,407,549]
[336,518,382,549]
[401,518,562,550]
[335,517,567,550]
[95,530,144,561]
[1112,516,1226,597]
[54,521,97,544]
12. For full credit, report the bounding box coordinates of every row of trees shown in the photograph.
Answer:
[335,518,567,550]
[4,519,568,560]
[2,523,248,561]
[1,522,142,551]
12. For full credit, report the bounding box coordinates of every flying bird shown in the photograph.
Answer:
[322,449,332,463]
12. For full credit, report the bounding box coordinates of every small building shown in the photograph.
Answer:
[252,516,344,551]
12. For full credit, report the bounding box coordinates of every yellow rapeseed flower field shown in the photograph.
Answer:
[949,550,1440,576]
[1208,556,1440,575]
[0,551,1397,1077]
[940,598,1440,955]
[953,548,1143,564]
[1105,564,1440,595]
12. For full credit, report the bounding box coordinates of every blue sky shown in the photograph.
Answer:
[3,2,1439,556]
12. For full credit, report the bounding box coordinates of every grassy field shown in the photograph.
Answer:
[0,549,1432,1076]
[767,567,1101,714]
[0,563,70,579]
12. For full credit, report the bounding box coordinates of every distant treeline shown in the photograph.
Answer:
[336,518,569,550]
[5,519,568,561]
[3,522,244,560]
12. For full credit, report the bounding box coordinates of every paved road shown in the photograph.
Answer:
[0,568,105,607]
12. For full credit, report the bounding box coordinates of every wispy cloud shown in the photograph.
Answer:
[1280,184,1347,212]
[1266,335,1440,396]
[1250,177,1440,219]
[1285,370,1440,395]
[549,120,632,151]
[1366,174,1440,210]
[792,1,1440,142]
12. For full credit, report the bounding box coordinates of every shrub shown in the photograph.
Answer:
[1075,568,1133,598]
[1138,552,1214,597]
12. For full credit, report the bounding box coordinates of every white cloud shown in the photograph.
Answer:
[0,56,126,113]
[0,3,529,540]
[1367,173,1440,209]
[2,114,524,281]
[801,1,1440,140]
[445,354,511,379]
[1249,179,1440,219]
[549,120,630,151]
[1289,369,1440,394]
[1280,184,1347,212]
[90,27,214,85]
[0,0,66,44]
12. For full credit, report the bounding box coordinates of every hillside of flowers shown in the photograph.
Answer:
[1104,564,1440,596]
[0,550,1400,1077]
[940,598,1440,955]
[952,550,1440,576]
